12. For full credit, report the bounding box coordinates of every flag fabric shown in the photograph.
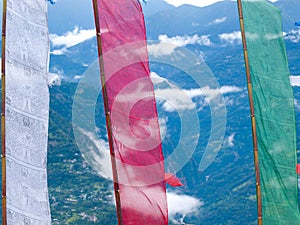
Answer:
[164,173,183,187]
[4,0,51,224]
[93,0,168,224]
[241,0,300,224]
[296,164,300,175]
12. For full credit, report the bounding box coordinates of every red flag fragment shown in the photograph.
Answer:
[296,164,300,175]
[165,173,184,187]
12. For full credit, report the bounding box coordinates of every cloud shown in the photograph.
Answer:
[158,117,168,140]
[226,133,235,147]
[189,85,241,96]
[290,76,300,86]
[73,75,83,80]
[219,31,242,45]
[185,85,242,104]
[159,34,212,47]
[265,32,284,40]
[294,99,300,111]
[48,73,61,87]
[164,0,225,7]
[112,190,203,224]
[50,26,95,49]
[284,29,300,43]
[246,32,259,41]
[208,17,227,25]
[167,192,203,223]
[156,89,196,112]
[150,72,167,85]
[147,42,177,57]
[220,29,291,45]
[164,0,277,7]
[78,129,113,180]
[148,34,212,57]
[151,73,242,112]
[50,49,65,55]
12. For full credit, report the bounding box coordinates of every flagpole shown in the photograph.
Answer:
[237,1,263,224]
[91,1,123,225]
[1,0,7,224]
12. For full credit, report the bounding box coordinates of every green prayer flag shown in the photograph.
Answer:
[242,0,300,224]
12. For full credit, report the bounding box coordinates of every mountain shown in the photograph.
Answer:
[46,1,300,224]
[2,0,300,224]
[142,0,176,16]
[145,1,240,39]
[49,0,300,80]
[48,82,117,225]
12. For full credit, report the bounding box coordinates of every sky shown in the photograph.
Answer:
[164,0,279,7]
[164,0,226,7]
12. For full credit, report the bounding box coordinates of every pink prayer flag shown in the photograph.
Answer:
[94,0,168,224]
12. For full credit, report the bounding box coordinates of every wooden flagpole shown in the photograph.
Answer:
[237,1,262,224]
[91,1,123,225]
[1,0,7,224]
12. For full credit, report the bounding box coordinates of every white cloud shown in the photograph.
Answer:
[159,34,212,47]
[73,75,83,80]
[226,133,235,147]
[148,34,212,57]
[50,26,95,48]
[219,31,242,45]
[50,49,65,55]
[219,86,243,94]
[294,99,300,111]
[48,73,61,87]
[246,32,259,40]
[158,117,168,140]
[187,85,242,103]
[148,42,177,57]
[151,72,196,111]
[164,0,225,7]
[114,188,204,223]
[284,29,300,43]
[209,17,227,25]
[167,192,203,223]
[151,72,242,112]
[265,33,283,40]
[219,30,286,45]
[290,76,300,86]
[188,85,242,97]
[150,72,167,84]
[156,88,196,112]
[219,29,296,45]
[164,0,278,7]
[79,129,113,180]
